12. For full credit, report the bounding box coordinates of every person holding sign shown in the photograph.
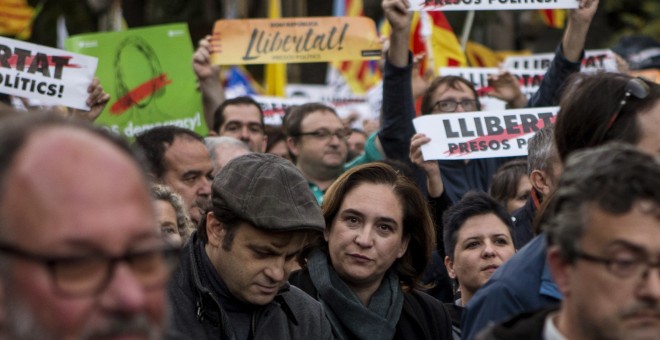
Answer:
[381,0,598,207]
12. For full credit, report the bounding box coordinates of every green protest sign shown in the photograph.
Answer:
[65,23,207,138]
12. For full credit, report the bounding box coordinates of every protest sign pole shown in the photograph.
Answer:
[460,11,475,52]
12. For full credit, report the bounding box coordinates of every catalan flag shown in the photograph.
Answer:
[539,9,567,29]
[426,11,467,71]
[264,0,287,97]
[328,0,381,95]
[0,0,35,39]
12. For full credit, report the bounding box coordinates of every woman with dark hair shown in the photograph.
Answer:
[489,159,531,214]
[290,162,452,339]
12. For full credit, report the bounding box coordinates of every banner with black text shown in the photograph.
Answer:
[413,107,559,160]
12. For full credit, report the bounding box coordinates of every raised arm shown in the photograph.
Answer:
[377,0,414,162]
[527,0,599,108]
[193,35,225,132]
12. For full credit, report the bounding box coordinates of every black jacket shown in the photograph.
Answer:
[475,307,557,340]
[167,233,333,339]
[289,268,453,340]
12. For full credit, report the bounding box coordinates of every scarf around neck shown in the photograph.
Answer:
[307,249,404,340]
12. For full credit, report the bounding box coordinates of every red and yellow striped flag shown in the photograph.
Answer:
[380,11,465,76]
[426,11,467,72]
[539,9,567,29]
[0,0,35,39]
[329,0,381,95]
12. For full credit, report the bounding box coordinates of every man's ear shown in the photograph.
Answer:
[205,211,225,248]
[530,170,552,196]
[547,246,571,297]
[286,137,301,158]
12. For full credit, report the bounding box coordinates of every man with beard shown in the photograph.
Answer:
[0,113,175,339]
[135,126,214,225]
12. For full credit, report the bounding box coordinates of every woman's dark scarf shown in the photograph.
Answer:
[307,249,404,340]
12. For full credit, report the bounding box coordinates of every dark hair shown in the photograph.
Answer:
[555,73,659,163]
[282,102,338,139]
[540,143,660,262]
[489,159,528,209]
[264,124,293,160]
[212,96,264,133]
[133,126,203,179]
[443,191,514,261]
[198,195,244,246]
[421,76,481,115]
[320,162,435,292]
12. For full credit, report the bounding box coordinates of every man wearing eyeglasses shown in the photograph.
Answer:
[283,102,383,204]
[382,0,598,205]
[476,143,660,340]
[0,113,176,339]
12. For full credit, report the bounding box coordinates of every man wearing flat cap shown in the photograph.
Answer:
[167,153,333,339]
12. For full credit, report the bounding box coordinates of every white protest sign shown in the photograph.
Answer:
[439,67,546,104]
[410,0,578,11]
[285,84,373,129]
[252,95,307,126]
[503,49,618,73]
[413,106,559,160]
[0,36,98,110]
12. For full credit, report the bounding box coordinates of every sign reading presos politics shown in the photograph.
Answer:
[211,17,382,65]
[413,107,559,160]
[503,49,618,73]
[65,24,207,138]
[411,0,579,11]
[0,36,98,110]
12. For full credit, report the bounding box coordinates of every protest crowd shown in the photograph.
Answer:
[0,0,659,339]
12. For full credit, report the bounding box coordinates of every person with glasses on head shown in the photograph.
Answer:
[283,102,384,204]
[476,143,660,340]
[0,112,178,339]
[463,71,659,340]
[382,0,599,206]
[555,73,659,159]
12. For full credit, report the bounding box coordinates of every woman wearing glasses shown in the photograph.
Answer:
[290,162,453,340]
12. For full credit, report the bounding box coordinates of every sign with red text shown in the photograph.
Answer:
[211,17,382,65]
[0,36,98,110]
[413,107,559,160]
[65,24,207,138]
[503,49,618,73]
[411,0,578,11]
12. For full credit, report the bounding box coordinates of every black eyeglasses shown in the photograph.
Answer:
[296,128,352,142]
[432,99,478,113]
[606,77,651,130]
[0,242,179,297]
[576,250,660,279]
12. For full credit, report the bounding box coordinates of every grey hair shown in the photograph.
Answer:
[151,184,194,241]
[541,143,660,262]
[204,136,250,164]
[527,124,556,175]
